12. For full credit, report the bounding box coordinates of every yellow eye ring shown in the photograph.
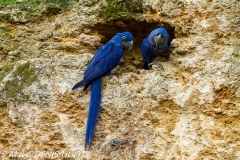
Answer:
[122,36,126,39]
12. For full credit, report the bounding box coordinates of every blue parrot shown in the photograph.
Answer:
[72,32,133,150]
[141,28,171,70]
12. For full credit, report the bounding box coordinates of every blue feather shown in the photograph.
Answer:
[72,32,133,150]
[141,28,171,70]
[72,80,85,90]
[84,77,101,150]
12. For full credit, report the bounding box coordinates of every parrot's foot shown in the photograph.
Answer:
[148,61,164,71]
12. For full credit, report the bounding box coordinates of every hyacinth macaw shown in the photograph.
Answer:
[141,28,171,70]
[72,32,133,150]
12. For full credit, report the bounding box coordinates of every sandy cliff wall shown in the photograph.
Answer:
[0,0,239,159]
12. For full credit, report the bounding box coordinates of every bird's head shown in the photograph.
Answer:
[149,28,168,48]
[111,32,134,51]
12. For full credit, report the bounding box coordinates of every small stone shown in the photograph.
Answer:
[8,51,19,56]
[110,138,127,148]
[129,138,137,145]
[213,108,222,114]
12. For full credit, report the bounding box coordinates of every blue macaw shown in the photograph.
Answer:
[141,28,171,70]
[72,32,133,150]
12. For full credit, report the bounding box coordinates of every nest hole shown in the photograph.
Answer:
[90,19,176,73]
[92,19,175,47]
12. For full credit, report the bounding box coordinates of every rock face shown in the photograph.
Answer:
[0,0,239,159]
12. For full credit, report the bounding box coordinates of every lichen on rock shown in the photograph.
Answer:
[0,61,39,100]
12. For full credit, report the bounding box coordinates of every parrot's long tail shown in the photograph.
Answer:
[84,77,102,150]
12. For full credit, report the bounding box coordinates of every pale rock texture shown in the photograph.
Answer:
[0,0,239,159]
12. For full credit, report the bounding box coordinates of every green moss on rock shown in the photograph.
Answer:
[0,0,76,22]
[0,25,18,53]
[232,52,239,58]
[0,63,14,82]
[101,0,143,20]
[0,62,38,99]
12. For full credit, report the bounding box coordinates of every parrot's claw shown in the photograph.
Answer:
[148,61,164,71]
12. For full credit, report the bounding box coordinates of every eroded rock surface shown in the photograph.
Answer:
[0,0,239,159]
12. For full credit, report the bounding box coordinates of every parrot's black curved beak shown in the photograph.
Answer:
[123,40,133,51]
[154,34,163,47]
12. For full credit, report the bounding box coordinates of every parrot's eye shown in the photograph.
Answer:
[122,36,126,39]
